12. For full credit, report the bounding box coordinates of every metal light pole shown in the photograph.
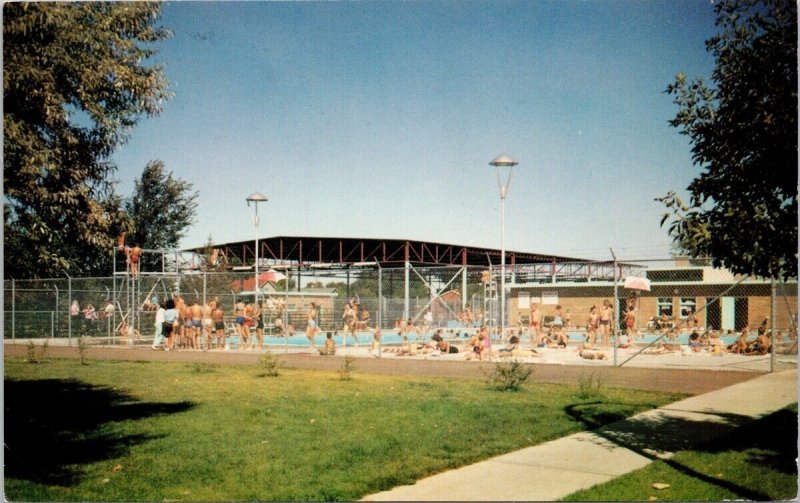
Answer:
[489,155,519,340]
[246,192,268,306]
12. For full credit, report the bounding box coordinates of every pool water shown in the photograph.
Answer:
[225,330,444,347]
[222,329,746,348]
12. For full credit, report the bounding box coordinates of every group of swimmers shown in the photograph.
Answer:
[151,296,226,351]
[150,295,291,351]
[526,302,613,348]
[303,299,368,352]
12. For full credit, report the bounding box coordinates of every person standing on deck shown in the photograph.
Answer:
[599,299,613,347]
[306,302,320,349]
[529,304,542,348]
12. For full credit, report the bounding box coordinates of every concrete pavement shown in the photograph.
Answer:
[362,368,797,501]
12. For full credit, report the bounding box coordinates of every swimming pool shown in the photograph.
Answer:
[223,329,746,348]
[225,330,457,347]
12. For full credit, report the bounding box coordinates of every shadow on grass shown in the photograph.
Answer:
[4,378,195,486]
[713,407,798,475]
[567,399,797,501]
[564,400,639,430]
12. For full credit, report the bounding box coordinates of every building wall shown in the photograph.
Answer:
[511,297,612,328]
[509,282,797,333]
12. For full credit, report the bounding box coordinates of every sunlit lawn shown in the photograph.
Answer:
[563,403,798,501]
[5,356,685,501]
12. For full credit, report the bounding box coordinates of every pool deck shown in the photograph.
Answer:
[3,339,790,395]
[6,331,793,374]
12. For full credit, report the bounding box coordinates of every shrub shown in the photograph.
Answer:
[257,352,283,377]
[77,337,90,365]
[25,341,37,364]
[486,359,532,391]
[338,356,356,381]
[576,372,604,399]
[191,362,218,374]
[25,340,50,364]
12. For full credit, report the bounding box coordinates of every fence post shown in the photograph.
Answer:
[404,260,410,321]
[462,267,468,312]
[11,279,15,340]
[54,284,59,337]
[202,272,207,307]
[377,263,383,357]
[610,249,618,366]
[770,277,776,373]
[51,311,55,338]
[284,268,289,354]
[68,276,72,344]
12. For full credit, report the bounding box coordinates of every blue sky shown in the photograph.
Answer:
[111,0,719,261]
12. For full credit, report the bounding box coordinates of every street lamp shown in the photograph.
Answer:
[246,192,268,305]
[489,155,518,340]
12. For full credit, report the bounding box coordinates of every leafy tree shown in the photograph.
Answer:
[3,2,172,278]
[660,0,797,280]
[125,160,198,253]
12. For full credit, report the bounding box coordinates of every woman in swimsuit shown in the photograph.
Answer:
[254,301,265,351]
[529,305,542,348]
[306,302,319,349]
[587,306,599,347]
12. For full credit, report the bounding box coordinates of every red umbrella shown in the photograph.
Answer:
[623,276,651,292]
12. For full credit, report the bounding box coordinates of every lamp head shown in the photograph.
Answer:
[246,192,268,205]
[489,155,518,167]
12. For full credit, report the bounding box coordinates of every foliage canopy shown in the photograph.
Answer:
[3,2,172,278]
[125,160,198,252]
[660,0,797,280]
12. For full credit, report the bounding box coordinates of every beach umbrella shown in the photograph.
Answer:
[623,276,651,292]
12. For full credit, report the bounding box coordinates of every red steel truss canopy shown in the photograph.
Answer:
[185,235,589,269]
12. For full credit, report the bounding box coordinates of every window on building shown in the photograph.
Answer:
[680,297,697,319]
[657,298,673,317]
[646,269,704,282]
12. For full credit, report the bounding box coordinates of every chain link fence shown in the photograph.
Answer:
[4,258,797,372]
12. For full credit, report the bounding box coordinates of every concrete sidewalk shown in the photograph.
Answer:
[363,369,797,501]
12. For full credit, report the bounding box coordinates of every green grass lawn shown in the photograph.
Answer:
[563,403,798,501]
[4,357,685,502]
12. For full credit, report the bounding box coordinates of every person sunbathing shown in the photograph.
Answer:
[540,329,568,349]
[383,345,414,355]
[578,345,607,360]
[641,342,679,355]
[509,347,541,357]
[551,327,568,348]
[708,331,723,353]
[464,328,492,361]
[744,332,771,356]
[727,331,749,354]
[384,342,436,356]
[688,331,703,352]
[436,337,459,354]
[497,335,520,353]
[496,337,540,358]
[461,334,481,354]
